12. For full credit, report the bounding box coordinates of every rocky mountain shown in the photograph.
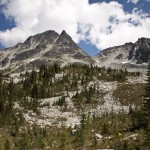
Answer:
[1,30,150,73]
[95,38,150,71]
[0,31,149,149]
[0,30,94,72]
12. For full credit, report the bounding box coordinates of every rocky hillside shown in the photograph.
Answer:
[0,63,147,149]
[95,38,150,71]
[0,30,94,72]
[0,30,150,73]
[0,32,149,149]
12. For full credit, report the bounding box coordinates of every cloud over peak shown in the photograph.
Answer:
[0,0,150,50]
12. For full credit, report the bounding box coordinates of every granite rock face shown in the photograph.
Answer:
[94,38,150,70]
[128,38,150,64]
[0,29,149,73]
[0,30,94,72]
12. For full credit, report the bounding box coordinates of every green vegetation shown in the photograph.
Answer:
[0,111,146,149]
[0,63,147,149]
[142,54,150,147]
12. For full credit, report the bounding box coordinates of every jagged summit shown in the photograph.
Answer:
[55,30,79,50]
[59,30,73,40]
[22,30,60,50]
[0,30,94,72]
[1,29,150,73]
[61,30,68,35]
[95,37,150,70]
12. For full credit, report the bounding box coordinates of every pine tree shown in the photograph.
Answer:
[4,139,10,150]
[75,112,87,149]
[142,51,150,146]
[0,73,4,117]
[59,131,68,150]
[8,78,14,114]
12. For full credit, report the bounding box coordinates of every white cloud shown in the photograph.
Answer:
[128,0,140,4]
[0,0,150,50]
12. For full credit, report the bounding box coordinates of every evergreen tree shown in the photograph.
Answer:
[76,112,87,149]
[8,78,15,113]
[142,52,150,146]
[4,139,10,150]
[59,131,68,150]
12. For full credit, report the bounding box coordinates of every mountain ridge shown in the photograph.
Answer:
[95,37,150,70]
[0,30,94,72]
[0,29,150,73]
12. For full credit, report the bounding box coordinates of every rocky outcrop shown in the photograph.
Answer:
[95,38,150,69]
[0,30,94,72]
[22,30,59,50]
[128,38,150,64]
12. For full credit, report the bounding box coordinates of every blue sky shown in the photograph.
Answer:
[0,0,150,56]
[79,0,150,56]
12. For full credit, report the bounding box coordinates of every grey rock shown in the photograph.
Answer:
[2,58,9,67]
[128,38,150,63]
[95,38,150,70]
[0,30,94,72]
[11,48,41,63]
[22,30,59,50]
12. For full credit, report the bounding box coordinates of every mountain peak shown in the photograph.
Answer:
[95,37,150,68]
[0,29,94,72]
[56,30,74,46]
[59,30,72,40]
[138,37,150,41]
[40,30,59,37]
[136,37,150,45]
[22,30,60,50]
[61,30,67,35]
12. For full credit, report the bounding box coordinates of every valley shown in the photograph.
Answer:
[0,63,148,149]
[0,30,150,149]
